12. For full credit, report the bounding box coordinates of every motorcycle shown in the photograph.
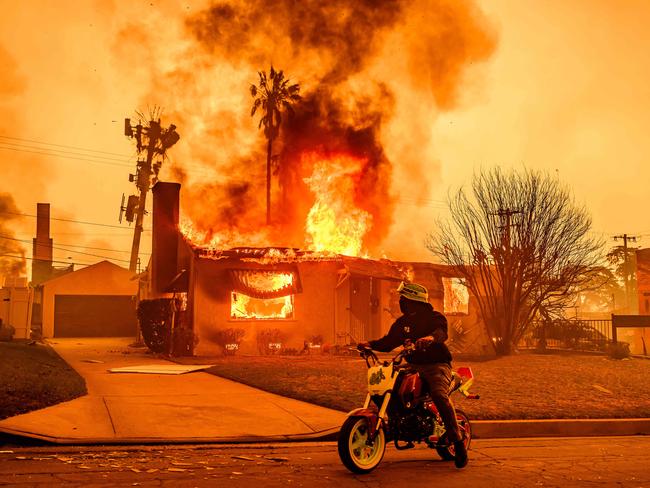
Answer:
[337,344,480,474]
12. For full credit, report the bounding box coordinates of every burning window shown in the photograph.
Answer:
[229,270,298,320]
[443,277,469,315]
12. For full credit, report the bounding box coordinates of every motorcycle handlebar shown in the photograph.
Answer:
[357,346,379,366]
[358,343,413,368]
[358,342,421,368]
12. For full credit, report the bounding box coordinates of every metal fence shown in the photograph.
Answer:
[519,318,612,352]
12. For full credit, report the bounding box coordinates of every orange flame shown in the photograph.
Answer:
[303,152,372,256]
[179,218,270,250]
[231,272,295,319]
[180,151,376,258]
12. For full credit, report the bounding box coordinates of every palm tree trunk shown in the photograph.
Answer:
[266,137,272,225]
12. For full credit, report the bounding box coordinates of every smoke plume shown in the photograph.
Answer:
[0,193,26,277]
[117,0,497,255]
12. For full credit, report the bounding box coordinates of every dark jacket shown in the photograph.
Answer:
[368,302,452,365]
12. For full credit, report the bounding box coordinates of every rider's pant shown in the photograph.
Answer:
[413,362,461,443]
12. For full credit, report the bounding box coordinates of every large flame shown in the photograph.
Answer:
[181,150,376,258]
[180,218,270,250]
[303,152,372,256]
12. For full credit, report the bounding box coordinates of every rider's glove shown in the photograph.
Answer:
[356,341,371,352]
[415,337,434,351]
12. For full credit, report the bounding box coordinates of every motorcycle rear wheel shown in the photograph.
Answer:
[435,409,471,461]
[338,416,386,474]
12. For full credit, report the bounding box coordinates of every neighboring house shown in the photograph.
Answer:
[40,261,138,338]
[144,182,490,356]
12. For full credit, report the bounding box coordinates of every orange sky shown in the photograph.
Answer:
[1,0,649,273]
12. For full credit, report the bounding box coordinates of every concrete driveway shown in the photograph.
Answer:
[0,338,346,444]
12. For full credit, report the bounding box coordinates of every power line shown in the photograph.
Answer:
[0,254,94,267]
[0,133,286,181]
[50,241,148,254]
[0,210,151,231]
[0,235,132,263]
[50,245,131,263]
[0,140,134,164]
[0,235,150,256]
[0,134,132,158]
[0,144,133,169]
[0,140,219,180]
[12,232,136,237]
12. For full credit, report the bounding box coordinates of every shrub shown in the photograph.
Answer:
[208,328,246,356]
[257,328,286,355]
[280,347,300,356]
[607,341,631,360]
[137,299,173,354]
[301,334,324,354]
[308,334,323,345]
[324,344,354,356]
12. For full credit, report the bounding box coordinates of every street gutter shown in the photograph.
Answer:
[2,420,649,446]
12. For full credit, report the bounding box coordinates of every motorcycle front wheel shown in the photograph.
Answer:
[435,409,472,461]
[337,416,386,474]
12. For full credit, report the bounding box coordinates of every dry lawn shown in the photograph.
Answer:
[0,341,87,420]
[200,352,650,419]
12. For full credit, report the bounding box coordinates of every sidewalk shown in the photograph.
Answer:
[1,338,648,445]
[0,338,346,444]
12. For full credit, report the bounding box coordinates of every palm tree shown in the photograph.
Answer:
[250,66,301,224]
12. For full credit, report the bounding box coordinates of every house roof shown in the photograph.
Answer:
[193,246,408,280]
[195,246,314,263]
[406,261,460,277]
[40,260,135,286]
[339,256,407,281]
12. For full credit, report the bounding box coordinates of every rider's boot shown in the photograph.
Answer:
[453,440,468,469]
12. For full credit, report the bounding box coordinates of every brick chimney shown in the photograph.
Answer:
[32,203,53,285]
[151,182,181,294]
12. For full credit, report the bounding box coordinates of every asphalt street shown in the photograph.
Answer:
[0,436,648,487]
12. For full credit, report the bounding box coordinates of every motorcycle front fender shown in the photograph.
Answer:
[345,408,382,438]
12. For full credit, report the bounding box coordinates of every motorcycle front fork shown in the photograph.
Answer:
[362,393,391,445]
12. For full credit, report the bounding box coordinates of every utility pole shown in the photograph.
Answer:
[490,208,521,349]
[613,233,638,313]
[122,115,180,272]
[492,208,522,252]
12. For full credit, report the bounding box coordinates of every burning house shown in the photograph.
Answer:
[129,0,498,356]
[143,182,488,356]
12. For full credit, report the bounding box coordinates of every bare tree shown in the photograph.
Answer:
[427,168,603,355]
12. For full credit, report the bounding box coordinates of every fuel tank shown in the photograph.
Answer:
[398,371,423,409]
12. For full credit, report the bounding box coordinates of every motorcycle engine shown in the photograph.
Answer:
[391,409,435,442]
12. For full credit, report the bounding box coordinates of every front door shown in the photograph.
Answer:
[349,276,371,342]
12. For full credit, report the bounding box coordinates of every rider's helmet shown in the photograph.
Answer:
[397,281,429,303]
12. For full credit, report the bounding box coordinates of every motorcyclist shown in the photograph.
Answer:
[357,281,468,469]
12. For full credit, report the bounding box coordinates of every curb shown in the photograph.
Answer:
[2,420,649,446]
[0,426,340,446]
[472,418,650,438]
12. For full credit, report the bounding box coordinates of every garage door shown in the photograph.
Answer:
[54,295,137,337]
